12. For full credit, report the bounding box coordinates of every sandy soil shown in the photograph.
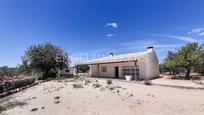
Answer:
[1,77,204,115]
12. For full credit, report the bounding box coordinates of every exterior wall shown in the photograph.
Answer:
[89,51,159,80]
[89,60,148,79]
[89,65,98,77]
[145,51,160,79]
[60,67,76,75]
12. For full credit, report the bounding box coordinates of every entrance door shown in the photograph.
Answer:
[115,67,119,78]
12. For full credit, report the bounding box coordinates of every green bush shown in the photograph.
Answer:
[144,80,152,86]
[72,83,83,89]
[106,80,112,85]
[0,106,6,113]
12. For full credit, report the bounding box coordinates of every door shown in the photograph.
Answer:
[115,67,119,78]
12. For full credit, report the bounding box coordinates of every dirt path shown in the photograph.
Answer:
[1,77,204,115]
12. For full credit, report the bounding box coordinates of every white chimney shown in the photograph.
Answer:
[108,53,114,57]
[147,46,154,52]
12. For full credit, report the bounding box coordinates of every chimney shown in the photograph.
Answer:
[147,46,154,52]
[108,53,114,57]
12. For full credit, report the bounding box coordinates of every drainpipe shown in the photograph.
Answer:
[97,64,99,78]
[135,60,138,81]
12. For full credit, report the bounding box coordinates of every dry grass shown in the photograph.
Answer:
[72,83,84,89]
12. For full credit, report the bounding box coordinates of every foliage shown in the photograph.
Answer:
[106,80,112,85]
[21,43,70,79]
[0,106,6,113]
[0,100,27,113]
[17,60,32,75]
[161,42,203,79]
[144,80,152,85]
[77,65,90,73]
[0,66,19,77]
[72,83,83,89]
[194,44,204,74]
[160,51,178,75]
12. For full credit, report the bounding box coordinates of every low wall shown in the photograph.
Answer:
[0,77,36,94]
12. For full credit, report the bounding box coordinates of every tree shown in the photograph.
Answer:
[176,43,201,79]
[194,44,204,75]
[1,66,9,76]
[18,60,32,75]
[160,51,178,75]
[22,43,70,79]
[161,42,203,79]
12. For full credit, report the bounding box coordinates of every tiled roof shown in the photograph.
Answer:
[77,51,148,65]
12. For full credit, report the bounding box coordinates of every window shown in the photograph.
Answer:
[101,67,107,72]
[66,69,70,73]
[122,66,135,76]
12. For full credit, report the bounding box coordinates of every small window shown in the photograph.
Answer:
[66,69,70,73]
[101,67,107,72]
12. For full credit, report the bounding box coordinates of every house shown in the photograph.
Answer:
[77,47,159,80]
[60,67,76,76]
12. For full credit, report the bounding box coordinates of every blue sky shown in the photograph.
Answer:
[0,0,204,67]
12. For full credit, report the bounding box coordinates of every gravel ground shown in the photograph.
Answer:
[1,77,204,115]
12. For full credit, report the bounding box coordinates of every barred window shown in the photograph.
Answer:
[101,67,107,72]
[122,66,135,76]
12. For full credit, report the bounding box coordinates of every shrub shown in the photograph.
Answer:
[109,86,115,90]
[106,80,112,85]
[5,100,27,108]
[54,96,60,100]
[85,79,91,85]
[144,80,152,86]
[0,106,6,113]
[92,83,101,88]
[31,108,38,112]
[72,83,83,89]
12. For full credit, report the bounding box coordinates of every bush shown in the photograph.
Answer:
[72,83,83,89]
[5,100,27,108]
[92,83,101,88]
[0,106,6,113]
[144,80,152,85]
[106,80,112,85]
[47,69,57,78]
[85,79,91,85]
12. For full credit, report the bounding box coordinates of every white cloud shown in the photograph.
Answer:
[106,22,118,28]
[106,33,115,37]
[121,39,182,49]
[152,34,196,42]
[121,40,154,47]
[188,28,204,36]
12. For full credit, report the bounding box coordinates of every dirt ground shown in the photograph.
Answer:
[1,77,204,115]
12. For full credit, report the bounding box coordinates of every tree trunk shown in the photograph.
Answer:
[185,68,191,80]
[43,70,49,80]
[167,69,172,75]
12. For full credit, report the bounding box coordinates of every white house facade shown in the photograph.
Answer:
[60,67,76,76]
[77,47,159,80]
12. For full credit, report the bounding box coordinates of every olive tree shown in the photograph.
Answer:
[161,51,178,75]
[176,43,201,79]
[22,43,70,79]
